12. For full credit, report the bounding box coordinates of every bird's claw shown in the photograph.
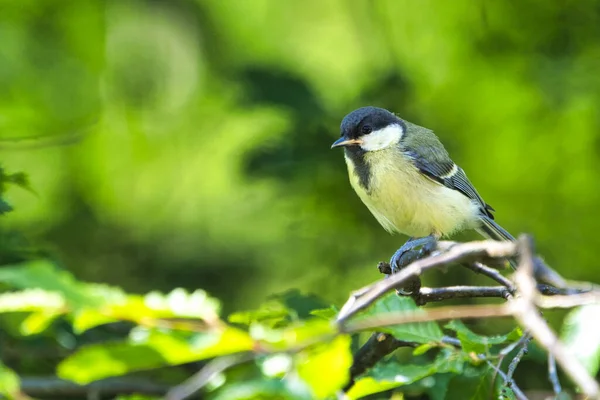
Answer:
[389,235,437,274]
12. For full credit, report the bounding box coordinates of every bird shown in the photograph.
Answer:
[331,106,515,271]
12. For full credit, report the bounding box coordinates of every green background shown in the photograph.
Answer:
[4,0,600,307]
[2,1,599,387]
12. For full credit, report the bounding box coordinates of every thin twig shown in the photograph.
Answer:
[416,285,510,304]
[463,261,516,292]
[19,377,170,397]
[506,335,531,381]
[166,353,254,400]
[511,235,600,399]
[485,360,528,400]
[548,353,562,395]
[344,332,416,391]
[337,240,517,323]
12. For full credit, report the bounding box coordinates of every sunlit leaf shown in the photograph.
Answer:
[0,362,21,398]
[72,309,118,333]
[58,327,254,384]
[445,321,520,354]
[0,289,65,313]
[20,311,61,335]
[355,293,443,344]
[560,304,600,376]
[57,342,168,384]
[413,343,437,356]
[296,334,352,399]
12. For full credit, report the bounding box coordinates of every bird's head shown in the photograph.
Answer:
[331,106,405,152]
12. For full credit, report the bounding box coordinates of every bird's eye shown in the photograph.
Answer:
[361,125,373,135]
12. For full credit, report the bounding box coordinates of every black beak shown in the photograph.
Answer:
[331,137,363,149]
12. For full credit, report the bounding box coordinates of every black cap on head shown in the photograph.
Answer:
[340,106,400,139]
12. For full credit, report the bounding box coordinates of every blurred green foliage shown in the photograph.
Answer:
[2,0,600,398]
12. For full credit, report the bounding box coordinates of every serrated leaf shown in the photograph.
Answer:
[347,351,463,399]
[560,304,600,376]
[445,321,518,354]
[58,327,254,384]
[296,335,352,399]
[356,293,443,344]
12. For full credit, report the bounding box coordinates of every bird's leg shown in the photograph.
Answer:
[388,234,437,296]
[389,234,438,274]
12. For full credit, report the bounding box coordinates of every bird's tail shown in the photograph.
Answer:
[476,215,517,269]
[476,215,515,242]
[477,216,567,287]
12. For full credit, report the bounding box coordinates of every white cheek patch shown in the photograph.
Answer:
[360,123,404,151]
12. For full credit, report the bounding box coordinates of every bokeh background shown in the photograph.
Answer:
[2,0,600,349]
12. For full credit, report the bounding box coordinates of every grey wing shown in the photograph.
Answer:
[405,146,495,219]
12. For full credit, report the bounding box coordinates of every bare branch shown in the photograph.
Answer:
[336,240,517,323]
[511,235,600,399]
[416,285,510,303]
[548,353,562,395]
[20,377,170,398]
[486,360,528,400]
[166,353,254,400]
[344,332,416,391]
[341,303,512,333]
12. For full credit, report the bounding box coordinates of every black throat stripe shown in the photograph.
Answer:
[344,146,371,192]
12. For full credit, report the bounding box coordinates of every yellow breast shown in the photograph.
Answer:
[345,149,479,237]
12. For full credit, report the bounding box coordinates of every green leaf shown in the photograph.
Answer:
[0,362,21,398]
[309,306,338,320]
[296,334,352,399]
[20,311,61,335]
[445,365,493,400]
[445,320,519,354]
[57,342,168,384]
[355,293,444,344]
[270,290,329,320]
[347,350,463,399]
[228,300,290,327]
[58,327,254,384]
[413,343,437,356]
[0,289,66,313]
[71,287,221,332]
[0,261,95,307]
[560,304,600,376]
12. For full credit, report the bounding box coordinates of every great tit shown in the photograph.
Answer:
[331,106,514,269]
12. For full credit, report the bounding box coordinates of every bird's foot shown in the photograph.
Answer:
[390,235,438,273]
[389,235,437,295]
